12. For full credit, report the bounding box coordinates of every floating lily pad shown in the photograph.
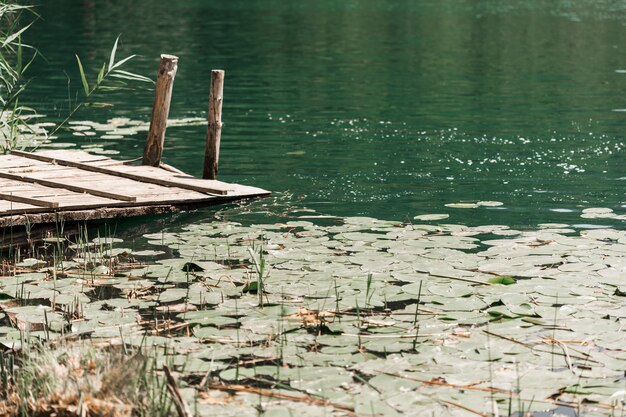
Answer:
[488,276,517,285]
[413,214,449,221]
[582,207,614,214]
[445,203,479,209]
[132,250,165,257]
[15,258,46,268]
[477,201,504,207]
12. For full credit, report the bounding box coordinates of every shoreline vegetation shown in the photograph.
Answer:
[0,2,151,154]
[0,200,625,416]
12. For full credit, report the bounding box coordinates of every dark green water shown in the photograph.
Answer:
[23,0,626,228]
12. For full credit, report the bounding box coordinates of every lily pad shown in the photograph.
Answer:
[477,201,504,207]
[413,214,449,221]
[445,203,479,209]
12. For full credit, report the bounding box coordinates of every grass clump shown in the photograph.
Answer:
[0,2,39,153]
[0,343,172,417]
[0,0,151,153]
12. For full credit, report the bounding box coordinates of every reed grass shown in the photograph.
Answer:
[0,342,173,417]
[0,0,151,153]
[0,2,38,153]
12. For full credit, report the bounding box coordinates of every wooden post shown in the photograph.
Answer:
[203,69,225,179]
[143,54,178,167]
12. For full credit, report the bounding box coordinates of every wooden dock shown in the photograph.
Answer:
[0,149,270,227]
[0,56,275,228]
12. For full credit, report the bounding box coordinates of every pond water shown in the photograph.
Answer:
[22,0,626,229]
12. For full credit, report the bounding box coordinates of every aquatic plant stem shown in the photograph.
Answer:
[164,365,193,417]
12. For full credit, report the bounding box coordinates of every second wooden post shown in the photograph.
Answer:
[143,54,178,167]
[203,69,225,179]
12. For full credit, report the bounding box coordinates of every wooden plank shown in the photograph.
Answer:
[0,179,74,197]
[0,205,191,227]
[106,165,234,190]
[0,192,59,208]
[133,193,214,203]
[0,200,46,215]
[32,150,138,168]
[0,171,137,202]
[7,165,77,175]
[30,149,141,166]
[1,180,223,210]
[3,190,75,198]
[0,177,128,211]
[0,165,183,198]
[17,192,116,204]
[0,200,39,210]
[0,179,105,200]
[0,155,49,169]
[17,173,212,200]
[0,148,271,224]
[0,189,269,220]
[26,149,114,164]
[11,150,231,195]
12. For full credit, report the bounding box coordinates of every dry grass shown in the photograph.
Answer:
[0,343,172,417]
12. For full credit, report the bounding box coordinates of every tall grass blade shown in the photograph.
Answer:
[75,54,89,96]
[108,35,120,72]
[97,62,105,84]
[16,38,22,73]
[21,48,37,73]
[110,54,136,71]
[1,22,33,48]
[111,69,153,83]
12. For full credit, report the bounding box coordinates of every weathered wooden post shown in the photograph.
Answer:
[203,69,225,179]
[143,54,178,167]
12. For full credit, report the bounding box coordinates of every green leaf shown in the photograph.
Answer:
[21,50,38,74]
[182,262,204,272]
[84,102,113,108]
[75,54,89,96]
[488,310,516,319]
[1,22,33,48]
[97,62,105,84]
[108,35,120,72]
[16,38,22,74]
[111,69,153,83]
[97,86,124,92]
[488,276,517,285]
[0,293,13,301]
[110,54,136,71]
[242,281,262,293]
